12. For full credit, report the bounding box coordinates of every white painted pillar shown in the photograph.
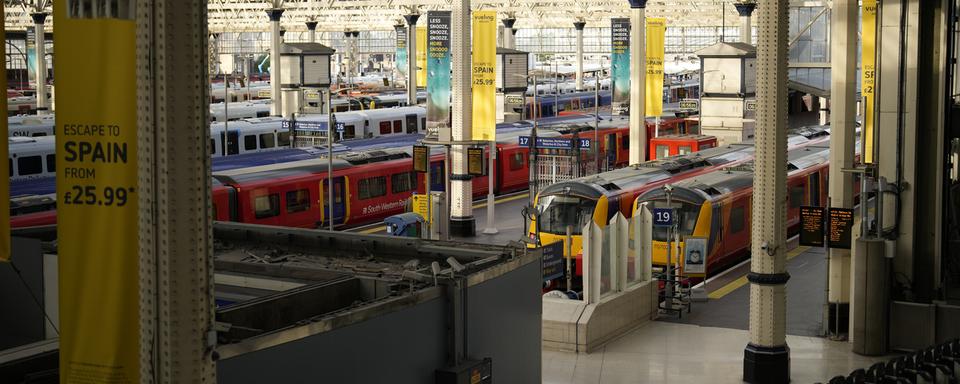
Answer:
[450,0,475,236]
[502,18,516,49]
[137,0,216,379]
[267,8,284,116]
[628,1,647,165]
[826,0,858,338]
[306,21,317,43]
[574,21,586,92]
[405,14,420,105]
[734,2,757,45]
[31,12,49,112]
[743,0,791,381]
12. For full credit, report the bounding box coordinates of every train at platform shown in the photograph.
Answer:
[527,126,833,279]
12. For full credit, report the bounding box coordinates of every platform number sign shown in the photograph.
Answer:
[578,138,591,149]
[335,122,345,133]
[519,136,531,146]
[653,208,674,227]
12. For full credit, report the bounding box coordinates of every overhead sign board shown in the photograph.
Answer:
[541,241,565,282]
[652,208,674,227]
[799,206,825,247]
[828,208,854,249]
[518,136,590,150]
[295,121,324,131]
[413,145,429,173]
[679,99,699,111]
[745,99,757,112]
[505,94,524,105]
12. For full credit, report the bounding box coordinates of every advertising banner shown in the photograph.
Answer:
[417,26,427,88]
[471,10,497,141]
[683,237,707,275]
[54,2,140,382]
[862,0,876,163]
[426,11,451,141]
[395,25,408,77]
[26,28,36,84]
[611,18,630,115]
[645,17,666,117]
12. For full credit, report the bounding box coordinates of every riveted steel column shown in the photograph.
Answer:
[404,14,420,105]
[137,0,216,379]
[306,21,317,43]
[31,12,49,113]
[267,8,283,116]
[628,0,647,165]
[502,18,516,49]
[743,0,790,382]
[574,21,586,92]
[735,2,757,45]
[827,0,858,338]
[450,0,475,236]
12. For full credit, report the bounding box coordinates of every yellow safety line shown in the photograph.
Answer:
[707,246,810,300]
[353,192,531,235]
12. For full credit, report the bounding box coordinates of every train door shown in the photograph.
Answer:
[405,114,418,133]
[605,133,617,170]
[221,131,239,156]
[808,172,821,207]
[722,198,751,258]
[320,177,347,226]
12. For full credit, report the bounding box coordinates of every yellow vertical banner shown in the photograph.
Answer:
[54,2,140,382]
[0,12,7,262]
[862,0,877,163]
[472,10,497,141]
[645,17,666,117]
[417,26,427,88]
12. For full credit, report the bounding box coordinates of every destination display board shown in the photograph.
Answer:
[828,208,855,249]
[679,99,699,111]
[799,206,825,247]
[518,136,591,150]
[542,241,565,282]
[413,145,429,173]
[467,147,484,176]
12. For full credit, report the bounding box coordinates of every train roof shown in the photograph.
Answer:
[212,157,354,185]
[9,136,56,152]
[211,147,324,172]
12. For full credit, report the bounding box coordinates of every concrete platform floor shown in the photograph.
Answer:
[542,321,884,384]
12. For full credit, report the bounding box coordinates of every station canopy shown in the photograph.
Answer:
[1,0,811,33]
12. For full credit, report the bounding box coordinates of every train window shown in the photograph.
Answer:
[700,142,714,150]
[46,154,55,173]
[678,146,692,155]
[509,153,524,171]
[243,135,257,151]
[8,159,11,177]
[253,194,280,219]
[17,156,43,176]
[210,139,216,155]
[790,185,805,208]
[227,132,239,155]
[656,145,670,159]
[730,206,745,234]
[421,118,426,130]
[278,131,291,146]
[344,125,356,139]
[620,135,630,150]
[379,121,392,135]
[259,133,276,149]
[393,120,403,133]
[286,189,310,213]
[358,176,387,200]
[256,111,270,118]
[391,172,416,194]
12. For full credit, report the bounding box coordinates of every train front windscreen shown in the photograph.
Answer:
[536,194,597,235]
[644,199,701,241]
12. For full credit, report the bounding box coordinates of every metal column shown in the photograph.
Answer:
[306,21,317,43]
[267,8,284,116]
[31,12,48,113]
[743,0,791,382]
[826,0,858,338]
[450,0,475,236]
[574,21,586,92]
[628,0,647,165]
[502,18,516,49]
[735,2,756,45]
[137,0,216,379]
[404,14,420,106]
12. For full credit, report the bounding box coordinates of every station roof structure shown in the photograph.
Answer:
[4,0,828,33]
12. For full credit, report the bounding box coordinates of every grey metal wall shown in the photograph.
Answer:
[0,238,45,350]
[216,258,542,383]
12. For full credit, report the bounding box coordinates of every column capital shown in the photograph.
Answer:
[502,18,516,29]
[627,0,647,9]
[734,2,757,17]
[30,12,48,24]
[305,21,318,31]
[573,21,586,31]
[403,13,420,26]
[266,8,284,22]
